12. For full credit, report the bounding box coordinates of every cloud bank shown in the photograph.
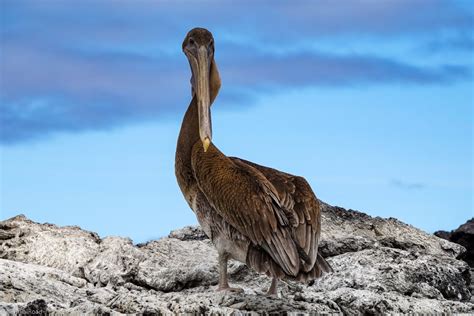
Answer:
[1,0,472,144]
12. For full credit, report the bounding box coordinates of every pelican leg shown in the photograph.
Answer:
[266,277,278,296]
[216,253,243,293]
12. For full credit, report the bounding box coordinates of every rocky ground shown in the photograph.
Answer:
[0,203,472,314]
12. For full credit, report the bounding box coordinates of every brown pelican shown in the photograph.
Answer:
[175,27,332,295]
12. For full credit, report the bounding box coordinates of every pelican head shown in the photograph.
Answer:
[183,27,220,152]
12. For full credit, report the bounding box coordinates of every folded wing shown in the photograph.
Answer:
[192,145,301,276]
[231,157,323,273]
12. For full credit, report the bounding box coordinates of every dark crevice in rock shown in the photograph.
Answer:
[318,238,374,257]
[19,299,49,316]
[378,237,425,252]
[0,231,16,240]
[126,277,156,292]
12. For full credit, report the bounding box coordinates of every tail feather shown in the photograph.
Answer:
[294,252,333,282]
[246,245,332,282]
[246,244,286,279]
[316,252,333,274]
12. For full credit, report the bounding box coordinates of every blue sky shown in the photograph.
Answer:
[1,0,472,243]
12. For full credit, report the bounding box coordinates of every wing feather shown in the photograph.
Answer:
[191,144,300,276]
[230,157,321,272]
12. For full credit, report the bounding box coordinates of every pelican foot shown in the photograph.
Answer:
[217,286,244,293]
[265,288,278,297]
[265,278,278,296]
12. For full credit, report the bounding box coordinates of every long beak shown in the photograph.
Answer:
[194,46,212,152]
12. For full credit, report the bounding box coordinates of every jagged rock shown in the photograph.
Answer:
[435,218,474,266]
[134,238,220,292]
[167,225,208,241]
[0,204,472,314]
[0,215,101,277]
[319,203,465,258]
[317,248,470,300]
[83,236,146,287]
[435,218,474,304]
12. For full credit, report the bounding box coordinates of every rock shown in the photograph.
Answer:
[0,214,101,277]
[317,248,470,300]
[168,225,208,241]
[19,299,48,316]
[0,204,472,314]
[82,236,146,288]
[435,218,474,303]
[435,218,474,267]
[319,203,465,258]
[134,238,219,292]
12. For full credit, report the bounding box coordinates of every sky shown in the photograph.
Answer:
[0,0,472,243]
